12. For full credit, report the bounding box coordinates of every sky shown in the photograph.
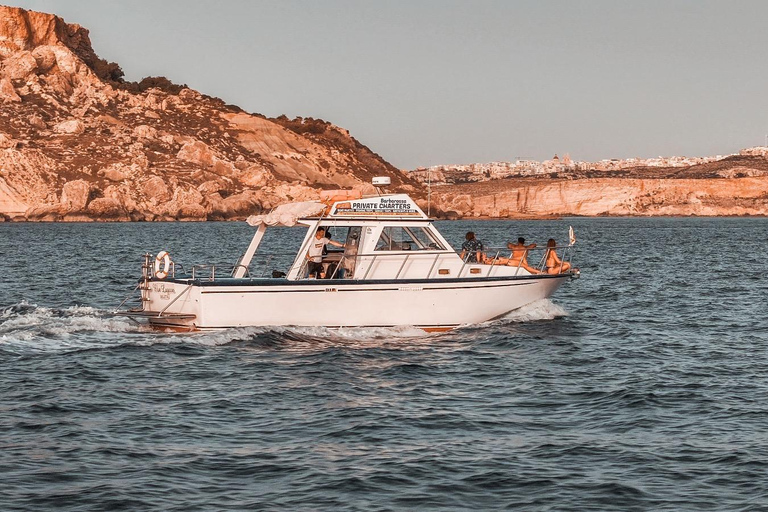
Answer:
[10,0,768,169]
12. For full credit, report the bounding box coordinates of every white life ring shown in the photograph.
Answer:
[154,250,171,279]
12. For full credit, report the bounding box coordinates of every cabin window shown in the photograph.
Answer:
[321,227,344,256]
[314,225,363,279]
[407,227,445,250]
[375,226,444,251]
[320,226,363,256]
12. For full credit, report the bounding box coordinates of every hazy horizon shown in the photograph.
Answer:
[8,0,768,169]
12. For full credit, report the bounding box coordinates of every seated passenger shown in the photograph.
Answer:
[459,231,486,263]
[544,238,572,274]
[502,237,540,274]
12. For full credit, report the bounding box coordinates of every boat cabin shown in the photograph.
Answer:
[235,191,535,282]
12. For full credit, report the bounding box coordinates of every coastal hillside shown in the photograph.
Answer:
[417,152,768,217]
[0,6,420,221]
[432,175,768,218]
[2,6,767,221]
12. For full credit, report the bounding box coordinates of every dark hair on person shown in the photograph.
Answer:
[518,237,525,244]
[547,238,557,249]
[316,227,326,234]
[465,231,475,240]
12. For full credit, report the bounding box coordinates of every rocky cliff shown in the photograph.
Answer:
[0,6,420,221]
[433,175,768,218]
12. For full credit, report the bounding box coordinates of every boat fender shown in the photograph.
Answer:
[154,251,172,279]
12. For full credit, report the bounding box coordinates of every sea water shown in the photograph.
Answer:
[1,218,767,510]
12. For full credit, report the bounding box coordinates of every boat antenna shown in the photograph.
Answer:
[427,169,431,217]
[372,176,391,196]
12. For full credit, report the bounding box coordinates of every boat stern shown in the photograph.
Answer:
[140,278,199,330]
[121,254,200,330]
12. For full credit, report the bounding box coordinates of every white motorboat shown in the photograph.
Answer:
[123,178,578,331]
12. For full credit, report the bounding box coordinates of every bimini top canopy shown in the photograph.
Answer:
[246,201,325,227]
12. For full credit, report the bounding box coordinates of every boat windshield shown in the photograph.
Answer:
[321,226,361,251]
[375,226,445,251]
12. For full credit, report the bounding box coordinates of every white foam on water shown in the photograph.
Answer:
[448,299,568,333]
[0,302,148,354]
[161,326,274,347]
[288,324,429,340]
[0,301,434,353]
[492,299,568,324]
[172,324,432,350]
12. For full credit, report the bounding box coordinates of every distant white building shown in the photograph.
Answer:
[740,146,768,156]
[409,148,745,184]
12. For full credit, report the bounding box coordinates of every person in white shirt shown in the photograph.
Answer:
[306,227,344,278]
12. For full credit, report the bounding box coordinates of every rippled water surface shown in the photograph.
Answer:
[2,218,768,511]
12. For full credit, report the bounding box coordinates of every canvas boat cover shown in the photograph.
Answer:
[246,201,326,227]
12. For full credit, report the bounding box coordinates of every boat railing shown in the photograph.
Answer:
[468,244,577,274]
[305,245,575,280]
[170,252,299,281]
[153,244,575,283]
[300,250,452,281]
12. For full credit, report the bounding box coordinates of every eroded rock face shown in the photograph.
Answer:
[432,177,768,217]
[177,140,216,167]
[0,132,17,148]
[60,179,90,212]
[54,119,85,134]
[0,6,419,221]
[101,163,129,181]
[0,77,20,102]
[142,176,171,203]
[133,124,157,139]
[28,114,45,129]
[87,197,124,218]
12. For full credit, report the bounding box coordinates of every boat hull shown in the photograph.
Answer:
[141,275,570,331]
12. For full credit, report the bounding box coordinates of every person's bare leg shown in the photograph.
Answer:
[523,263,541,274]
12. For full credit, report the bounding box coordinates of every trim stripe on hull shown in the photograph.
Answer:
[198,281,537,295]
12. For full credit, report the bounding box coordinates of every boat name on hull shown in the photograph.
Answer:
[152,283,177,300]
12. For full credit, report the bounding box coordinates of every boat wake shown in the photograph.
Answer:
[0,299,566,355]
[0,301,148,354]
[0,302,433,354]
